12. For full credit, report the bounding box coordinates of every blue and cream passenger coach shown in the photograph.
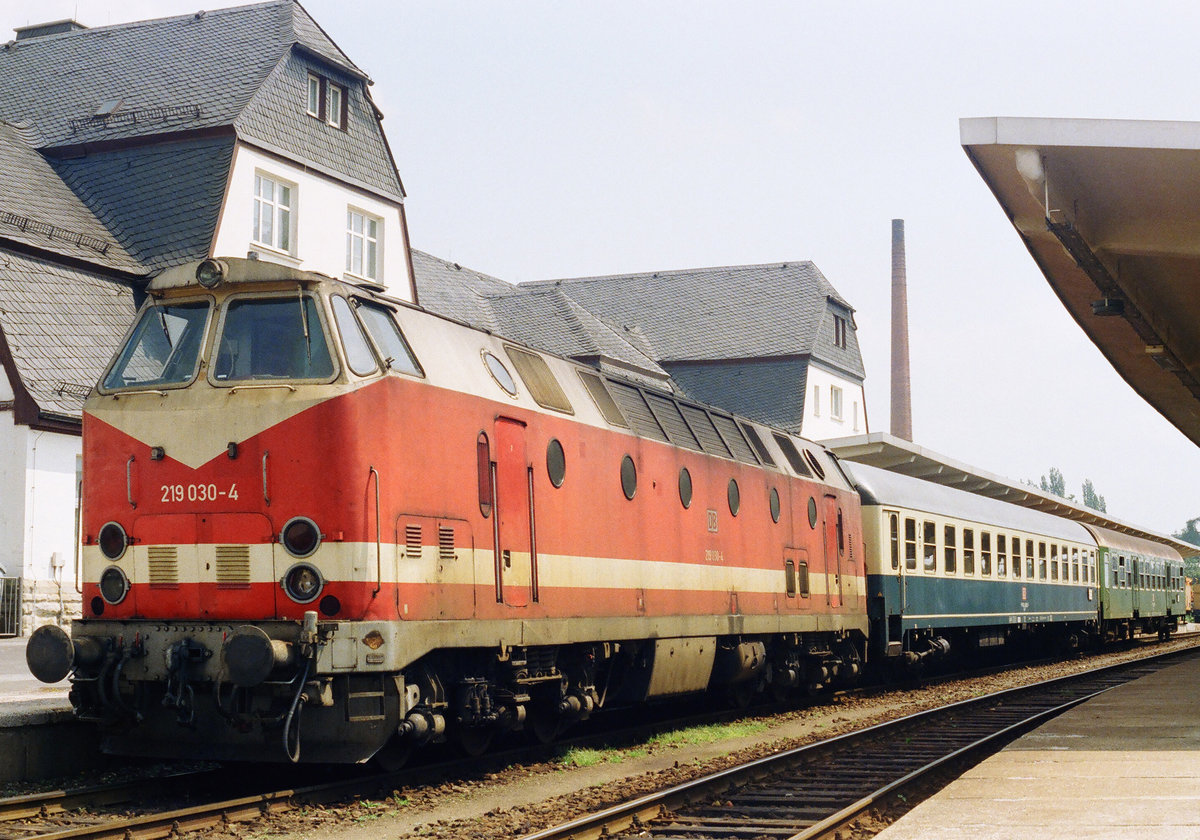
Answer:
[844,462,1098,664]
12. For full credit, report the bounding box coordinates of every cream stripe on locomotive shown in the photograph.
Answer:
[86,541,861,598]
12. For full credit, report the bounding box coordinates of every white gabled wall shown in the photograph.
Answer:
[212,144,414,301]
[806,361,868,442]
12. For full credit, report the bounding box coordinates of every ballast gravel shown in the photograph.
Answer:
[174,636,1200,840]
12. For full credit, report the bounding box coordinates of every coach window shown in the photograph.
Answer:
[888,512,900,570]
[1050,544,1059,581]
[1011,536,1021,578]
[332,296,379,376]
[1072,547,1080,582]
[942,524,956,574]
[904,518,917,571]
[1026,539,1035,579]
[923,521,937,572]
[981,532,992,576]
[1038,542,1047,580]
[963,529,975,575]
[996,534,1007,577]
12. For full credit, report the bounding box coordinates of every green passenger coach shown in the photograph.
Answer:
[1087,525,1185,642]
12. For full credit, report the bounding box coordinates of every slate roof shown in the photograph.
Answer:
[412,250,667,377]
[0,0,402,199]
[662,358,809,434]
[0,122,141,274]
[528,262,864,377]
[0,250,137,418]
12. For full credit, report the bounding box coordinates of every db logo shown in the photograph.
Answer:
[706,510,719,533]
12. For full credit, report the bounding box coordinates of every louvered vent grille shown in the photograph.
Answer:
[577,371,628,427]
[215,545,251,586]
[712,414,758,464]
[405,524,422,558]
[148,545,178,586]
[646,392,702,451]
[681,405,732,459]
[607,381,668,442]
[438,526,455,561]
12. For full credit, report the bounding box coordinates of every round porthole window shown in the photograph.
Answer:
[727,479,740,516]
[808,497,818,529]
[547,438,566,488]
[482,351,518,397]
[770,487,781,523]
[679,467,693,508]
[620,455,637,500]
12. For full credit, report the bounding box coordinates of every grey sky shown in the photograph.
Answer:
[8,0,1200,535]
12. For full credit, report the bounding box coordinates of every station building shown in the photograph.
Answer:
[0,2,413,634]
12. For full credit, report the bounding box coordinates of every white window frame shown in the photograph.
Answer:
[346,208,382,280]
[252,172,296,255]
[327,82,345,129]
[306,73,321,117]
[831,385,843,421]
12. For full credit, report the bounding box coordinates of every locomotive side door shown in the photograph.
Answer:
[492,417,537,607]
[822,495,844,608]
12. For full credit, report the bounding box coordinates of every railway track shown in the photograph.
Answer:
[1,636,1195,840]
[519,644,1200,840]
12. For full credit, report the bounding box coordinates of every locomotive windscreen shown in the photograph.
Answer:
[102,301,210,389]
[213,296,334,381]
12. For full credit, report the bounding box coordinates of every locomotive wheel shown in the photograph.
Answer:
[372,739,415,772]
[455,725,495,757]
[529,709,563,745]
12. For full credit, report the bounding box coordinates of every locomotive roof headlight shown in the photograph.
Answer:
[98,522,128,561]
[280,517,321,558]
[282,562,323,604]
[195,258,228,288]
[99,566,130,605]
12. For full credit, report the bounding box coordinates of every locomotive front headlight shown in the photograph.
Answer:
[99,566,130,605]
[282,563,323,604]
[98,522,128,561]
[280,516,321,558]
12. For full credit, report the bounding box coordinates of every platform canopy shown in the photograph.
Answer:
[827,432,1198,558]
[961,117,1200,448]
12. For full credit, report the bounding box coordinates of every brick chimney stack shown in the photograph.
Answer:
[891,219,913,441]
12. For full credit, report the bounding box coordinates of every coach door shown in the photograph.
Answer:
[822,495,844,608]
[492,417,538,607]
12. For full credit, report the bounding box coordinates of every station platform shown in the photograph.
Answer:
[876,653,1200,839]
[0,636,103,783]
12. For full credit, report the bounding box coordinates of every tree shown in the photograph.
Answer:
[1174,517,1200,548]
[1039,468,1065,497]
[1080,479,1106,513]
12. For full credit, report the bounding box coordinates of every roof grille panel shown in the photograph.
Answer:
[607,381,668,442]
[680,405,732,459]
[577,371,628,427]
[712,414,758,464]
[645,392,701,451]
[504,345,573,414]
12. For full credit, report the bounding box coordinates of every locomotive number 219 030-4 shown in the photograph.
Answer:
[161,483,239,503]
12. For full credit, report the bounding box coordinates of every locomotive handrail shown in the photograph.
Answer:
[229,383,297,394]
[126,455,136,509]
[369,466,381,595]
[262,451,271,506]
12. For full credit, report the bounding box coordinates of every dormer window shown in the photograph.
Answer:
[305,71,346,130]
[833,314,847,349]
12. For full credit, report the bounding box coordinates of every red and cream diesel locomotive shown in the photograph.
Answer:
[26,258,868,763]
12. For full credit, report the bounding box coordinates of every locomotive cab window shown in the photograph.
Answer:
[332,295,378,376]
[103,300,211,390]
[356,301,423,377]
[213,295,334,382]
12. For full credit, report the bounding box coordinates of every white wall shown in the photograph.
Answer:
[212,144,414,300]
[0,409,26,579]
[806,362,868,442]
[22,430,81,588]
